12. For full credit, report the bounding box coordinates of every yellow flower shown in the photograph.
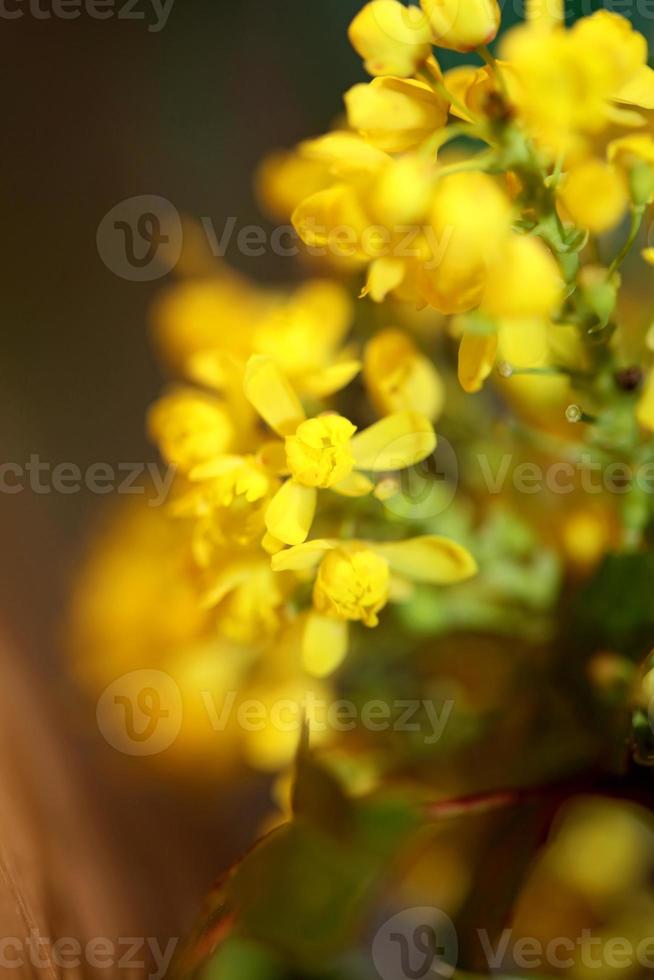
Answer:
[558,160,628,234]
[151,270,268,370]
[314,547,391,627]
[250,280,361,399]
[345,77,448,153]
[364,328,444,420]
[273,535,477,670]
[286,416,357,489]
[418,171,514,314]
[148,389,234,472]
[348,0,433,77]
[244,355,436,546]
[443,64,496,121]
[458,234,563,392]
[420,0,501,52]
[501,12,654,151]
[173,454,277,557]
[255,148,331,222]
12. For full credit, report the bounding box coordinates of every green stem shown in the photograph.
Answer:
[607,205,645,278]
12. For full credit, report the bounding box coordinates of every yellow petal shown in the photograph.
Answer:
[271,540,336,572]
[262,532,285,555]
[614,64,654,110]
[244,355,305,437]
[420,0,501,53]
[265,480,317,546]
[362,257,406,302]
[482,235,562,320]
[557,159,628,235]
[348,0,432,77]
[345,77,447,153]
[256,440,289,475]
[299,132,389,177]
[350,411,436,471]
[637,372,654,432]
[373,535,478,583]
[364,328,444,421]
[642,247,654,266]
[302,360,362,399]
[498,318,549,369]
[525,0,563,30]
[332,472,375,497]
[458,331,498,393]
[302,613,349,678]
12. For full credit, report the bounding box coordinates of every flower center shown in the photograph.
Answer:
[285,415,356,488]
[313,547,390,627]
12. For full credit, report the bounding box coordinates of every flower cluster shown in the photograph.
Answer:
[71,0,654,783]
[147,264,477,686]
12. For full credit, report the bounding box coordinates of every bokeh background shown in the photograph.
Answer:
[2,0,653,961]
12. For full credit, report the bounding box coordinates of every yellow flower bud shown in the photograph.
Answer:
[314,547,390,626]
[345,77,447,153]
[286,415,357,488]
[349,0,433,77]
[420,0,501,53]
[557,160,628,234]
[364,328,444,420]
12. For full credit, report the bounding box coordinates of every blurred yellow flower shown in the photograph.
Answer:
[420,0,501,53]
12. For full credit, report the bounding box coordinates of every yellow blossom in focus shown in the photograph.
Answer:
[244,355,436,546]
[364,328,444,420]
[314,547,391,627]
[273,535,477,667]
[348,0,432,77]
[286,416,357,489]
[420,0,501,53]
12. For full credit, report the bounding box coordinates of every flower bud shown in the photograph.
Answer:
[420,0,501,52]
[348,0,432,77]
